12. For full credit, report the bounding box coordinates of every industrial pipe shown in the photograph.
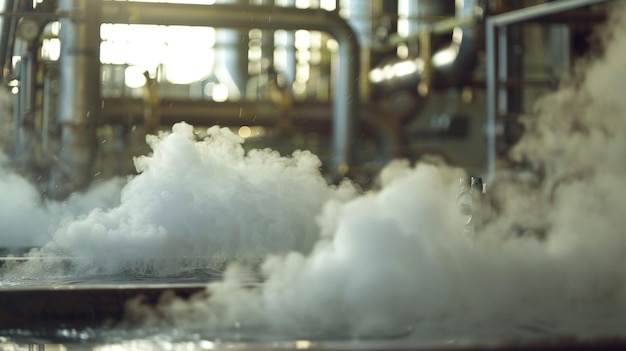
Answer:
[484,0,615,179]
[369,0,480,95]
[101,99,337,131]
[101,2,360,175]
[53,0,101,197]
[0,0,18,81]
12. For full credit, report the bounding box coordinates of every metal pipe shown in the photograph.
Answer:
[215,0,247,98]
[489,0,613,26]
[103,99,282,127]
[369,0,480,95]
[275,0,296,86]
[102,2,360,175]
[101,98,335,130]
[53,0,101,197]
[0,0,19,81]
[484,0,614,180]
[485,17,496,180]
[342,0,375,49]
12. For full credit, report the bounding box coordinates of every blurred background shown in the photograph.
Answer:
[0,1,624,349]
[0,0,610,198]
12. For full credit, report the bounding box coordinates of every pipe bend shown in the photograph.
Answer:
[369,0,481,96]
[102,2,360,174]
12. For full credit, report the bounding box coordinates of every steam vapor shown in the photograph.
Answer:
[0,152,124,250]
[1,2,626,343]
[123,3,626,340]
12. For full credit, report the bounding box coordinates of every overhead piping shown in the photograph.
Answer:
[101,2,360,176]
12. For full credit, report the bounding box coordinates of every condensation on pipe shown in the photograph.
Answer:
[101,2,360,176]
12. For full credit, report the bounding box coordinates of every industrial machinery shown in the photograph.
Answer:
[0,0,608,198]
[0,0,489,198]
[0,0,622,349]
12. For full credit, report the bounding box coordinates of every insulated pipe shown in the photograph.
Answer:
[101,2,360,175]
[369,0,479,95]
[54,0,101,196]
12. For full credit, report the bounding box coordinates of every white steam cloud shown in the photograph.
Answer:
[0,151,124,250]
[1,2,626,344]
[2,123,356,277]
[122,4,626,341]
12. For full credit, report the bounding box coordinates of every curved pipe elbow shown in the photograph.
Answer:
[370,0,481,96]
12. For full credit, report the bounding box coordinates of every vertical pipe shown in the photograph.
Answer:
[342,0,373,49]
[282,29,296,87]
[0,0,19,81]
[14,48,32,160]
[20,51,36,156]
[54,0,101,196]
[332,23,359,176]
[260,0,275,72]
[274,0,295,86]
[215,0,247,100]
[341,0,373,100]
[485,18,496,180]
[507,19,524,115]
[9,1,33,163]
[497,26,508,116]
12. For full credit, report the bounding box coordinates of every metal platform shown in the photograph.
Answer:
[0,282,209,330]
[0,255,220,330]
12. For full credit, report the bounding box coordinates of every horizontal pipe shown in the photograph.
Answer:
[101,98,335,129]
[489,0,613,27]
[101,2,360,174]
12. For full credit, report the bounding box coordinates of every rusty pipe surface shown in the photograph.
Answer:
[101,2,360,175]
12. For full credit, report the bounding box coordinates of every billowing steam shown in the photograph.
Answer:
[0,151,124,250]
[121,3,626,340]
[2,123,357,277]
[1,1,626,343]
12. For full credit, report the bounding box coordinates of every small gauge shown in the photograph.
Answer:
[17,18,41,41]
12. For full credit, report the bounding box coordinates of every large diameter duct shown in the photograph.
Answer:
[102,2,360,175]
[370,0,479,95]
[53,0,101,196]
